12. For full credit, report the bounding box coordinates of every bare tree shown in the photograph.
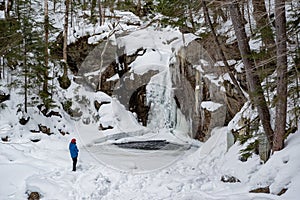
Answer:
[228,1,274,150]
[98,0,104,26]
[252,0,275,55]
[273,0,288,151]
[137,0,142,16]
[63,0,69,64]
[59,0,71,89]
[246,0,253,35]
[5,0,13,18]
[97,26,118,91]
[23,36,28,113]
[252,0,276,81]
[202,0,246,103]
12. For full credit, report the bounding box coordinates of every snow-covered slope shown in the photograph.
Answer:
[1,121,300,199]
[0,0,299,199]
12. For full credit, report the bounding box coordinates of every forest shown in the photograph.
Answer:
[0,0,299,199]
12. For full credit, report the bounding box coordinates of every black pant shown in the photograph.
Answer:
[72,157,77,171]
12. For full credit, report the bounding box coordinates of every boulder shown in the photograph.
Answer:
[221,175,241,183]
[27,191,40,200]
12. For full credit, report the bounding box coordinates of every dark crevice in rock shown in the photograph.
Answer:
[129,85,149,126]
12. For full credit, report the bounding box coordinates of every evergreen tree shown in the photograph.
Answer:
[1,0,55,112]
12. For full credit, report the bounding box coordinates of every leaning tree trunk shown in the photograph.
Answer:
[202,0,246,104]
[228,1,274,151]
[273,0,288,152]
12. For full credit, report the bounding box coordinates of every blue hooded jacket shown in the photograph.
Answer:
[69,142,79,158]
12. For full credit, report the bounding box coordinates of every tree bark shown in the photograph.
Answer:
[273,0,287,151]
[59,0,71,89]
[5,0,13,18]
[43,0,49,93]
[246,0,253,35]
[23,37,28,113]
[252,0,275,54]
[228,1,274,149]
[53,0,56,12]
[91,0,97,22]
[98,0,103,26]
[63,0,69,74]
[137,0,142,16]
[0,57,2,79]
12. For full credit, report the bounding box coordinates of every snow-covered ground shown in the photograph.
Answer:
[1,1,300,199]
[1,121,300,199]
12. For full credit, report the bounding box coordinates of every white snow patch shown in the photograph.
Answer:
[0,11,4,19]
[201,101,223,112]
[106,73,120,82]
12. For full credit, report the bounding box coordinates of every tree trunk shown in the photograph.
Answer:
[137,0,142,16]
[188,5,195,30]
[70,0,73,27]
[91,0,97,23]
[246,0,253,35]
[0,57,2,79]
[63,0,69,74]
[273,0,287,151]
[5,0,13,18]
[24,37,28,113]
[202,0,246,104]
[53,0,56,12]
[252,0,276,80]
[98,0,103,26]
[43,0,49,94]
[97,29,116,91]
[59,0,71,89]
[252,0,275,54]
[228,1,274,150]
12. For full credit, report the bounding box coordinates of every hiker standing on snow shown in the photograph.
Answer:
[69,138,79,171]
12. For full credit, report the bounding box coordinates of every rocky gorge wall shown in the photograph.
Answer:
[67,34,245,142]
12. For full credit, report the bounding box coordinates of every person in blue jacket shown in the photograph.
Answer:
[69,138,79,171]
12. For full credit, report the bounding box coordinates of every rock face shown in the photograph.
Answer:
[28,191,40,200]
[68,34,245,141]
[170,40,245,141]
[113,70,158,126]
